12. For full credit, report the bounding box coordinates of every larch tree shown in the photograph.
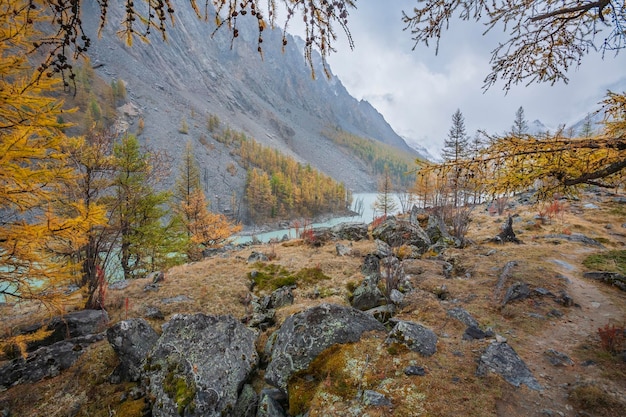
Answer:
[373,167,398,217]
[441,109,470,207]
[511,106,529,137]
[1,0,104,327]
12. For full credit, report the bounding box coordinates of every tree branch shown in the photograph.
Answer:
[564,158,626,186]
[530,0,610,22]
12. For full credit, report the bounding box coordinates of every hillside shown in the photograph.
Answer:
[1,189,625,416]
[76,1,424,207]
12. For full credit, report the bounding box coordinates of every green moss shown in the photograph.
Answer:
[163,362,196,416]
[583,250,626,275]
[287,344,358,416]
[249,263,332,293]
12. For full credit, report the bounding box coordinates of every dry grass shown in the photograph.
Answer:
[1,190,626,416]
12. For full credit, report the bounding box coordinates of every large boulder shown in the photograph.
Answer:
[106,318,159,382]
[264,303,386,393]
[476,342,542,390]
[330,222,369,241]
[0,334,104,389]
[386,320,438,357]
[145,314,258,417]
[371,217,431,251]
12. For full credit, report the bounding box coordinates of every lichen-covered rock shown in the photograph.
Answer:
[232,384,258,417]
[371,217,431,251]
[264,303,386,393]
[106,318,159,382]
[361,254,381,277]
[145,314,258,417]
[502,282,531,305]
[447,307,479,328]
[330,222,369,241]
[476,342,542,390]
[386,320,437,357]
[257,388,287,417]
[0,334,103,389]
[351,279,385,311]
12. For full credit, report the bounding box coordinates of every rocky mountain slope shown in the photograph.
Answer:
[1,189,625,416]
[81,1,423,209]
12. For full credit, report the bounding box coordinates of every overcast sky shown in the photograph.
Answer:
[288,1,626,158]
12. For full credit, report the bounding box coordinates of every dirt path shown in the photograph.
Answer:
[496,254,625,417]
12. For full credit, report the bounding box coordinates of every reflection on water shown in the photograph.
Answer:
[234,192,405,244]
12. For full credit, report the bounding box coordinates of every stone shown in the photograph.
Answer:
[404,365,426,376]
[373,239,393,258]
[248,251,269,263]
[335,243,352,256]
[145,314,258,417]
[351,279,385,311]
[329,222,369,241]
[109,280,130,290]
[371,217,431,251]
[0,334,104,389]
[476,342,542,390]
[389,289,405,305]
[145,306,165,320]
[232,384,258,417]
[106,318,159,383]
[502,282,530,305]
[269,286,295,309]
[463,326,493,341]
[257,388,287,417]
[143,283,159,292]
[544,349,574,367]
[386,320,438,357]
[365,304,396,323]
[583,271,626,291]
[264,303,385,394]
[361,254,381,277]
[161,295,192,304]
[361,390,392,407]
[447,307,479,328]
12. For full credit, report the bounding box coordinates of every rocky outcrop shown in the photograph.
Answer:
[144,314,258,417]
[106,318,159,383]
[371,217,431,252]
[583,271,626,291]
[0,334,104,389]
[264,303,386,393]
[386,320,438,357]
[476,342,542,390]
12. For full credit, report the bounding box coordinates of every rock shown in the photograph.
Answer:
[583,271,626,291]
[232,384,258,417]
[161,295,192,304]
[404,365,426,376]
[463,326,493,341]
[145,314,258,417]
[264,303,385,393]
[147,271,164,283]
[544,349,574,367]
[365,304,396,323]
[361,254,381,277]
[541,233,604,247]
[330,222,369,241]
[257,388,287,417]
[335,243,352,256]
[269,286,295,309]
[0,334,104,389]
[476,342,542,390]
[447,307,479,328]
[23,309,109,352]
[371,217,431,251]
[389,289,405,305]
[106,318,159,383]
[361,390,392,407]
[109,280,130,290]
[145,306,165,320]
[143,283,159,292]
[351,279,385,311]
[248,251,269,263]
[386,320,438,357]
[556,290,574,307]
[502,282,530,305]
[373,239,393,258]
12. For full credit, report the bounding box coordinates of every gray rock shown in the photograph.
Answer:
[264,303,385,393]
[544,349,574,367]
[330,222,369,241]
[23,309,109,352]
[351,279,385,311]
[106,318,159,382]
[161,295,192,304]
[232,384,258,417]
[143,283,159,292]
[109,280,130,290]
[145,306,165,320]
[463,326,494,341]
[373,239,393,258]
[371,217,431,251]
[404,365,426,376]
[269,286,295,309]
[502,282,530,305]
[257,388,287,417]
[248,251,269,263]
[389,289,405,305]
[145,314,258,417]
[386,320,438,357]
[335,243,352,256]
[361,254,381,277]
[476,342,542,390]
[0,334,104,389]
[583,271,626,291]
[447,307,479,328]
[361,390,392,407]
[365,304,396,323]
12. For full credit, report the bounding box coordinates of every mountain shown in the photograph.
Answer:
[80,2,425,215]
